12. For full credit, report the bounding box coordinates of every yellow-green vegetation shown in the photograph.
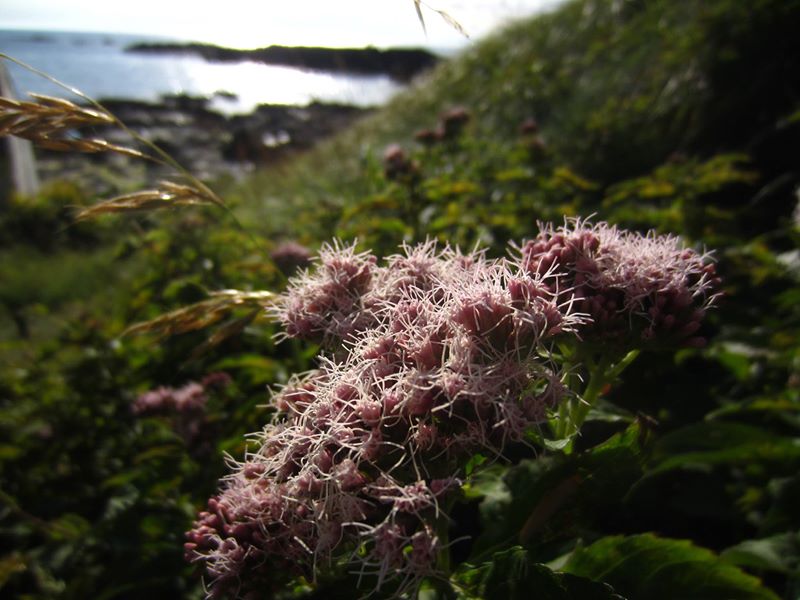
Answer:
[1,0,800,598]
[237,0,799,246]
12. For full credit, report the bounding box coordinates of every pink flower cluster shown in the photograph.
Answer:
[276,241,377,343]
[186,224,719,597]
[133,382,208,416]
[414,106,472,146]
[186,240,578,597]
[270,240,313,275]
[518,219,721,348]
[133,373,231,446]
[382,144,420,182]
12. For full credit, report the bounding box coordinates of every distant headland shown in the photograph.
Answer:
[125,42,440,81]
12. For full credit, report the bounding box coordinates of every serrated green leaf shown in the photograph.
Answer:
[465,453,488,476]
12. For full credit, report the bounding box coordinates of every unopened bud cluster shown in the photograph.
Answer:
[518,219,720,348]
[413,106,472,147]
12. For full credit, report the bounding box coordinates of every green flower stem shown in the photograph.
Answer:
[437,523,451,574]
[554,361,577,439]
[556,349,641,447]
[569,357,611,433]
[607,348,641,380]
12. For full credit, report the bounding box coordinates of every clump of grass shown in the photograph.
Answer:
[0,53,226,217]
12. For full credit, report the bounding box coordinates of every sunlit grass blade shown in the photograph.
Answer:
[0,94,112,135]
[123,290,274,340]
[73,181,225,220]
[413,0,427,35]
[0,93,152,161]
[431,7,470,38]
[1,52,230,218]
[411,1,469,39]
[34,137,147,157]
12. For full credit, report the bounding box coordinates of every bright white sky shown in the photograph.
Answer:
[1,0,561,49]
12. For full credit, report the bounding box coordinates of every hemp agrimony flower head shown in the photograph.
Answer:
[272,240,377,344]
[518,218,721,348]
[187,240,582,598]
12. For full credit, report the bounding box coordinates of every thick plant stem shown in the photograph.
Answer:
[437,525,450,575]
[431,503,456,599]
[436,495,454,575]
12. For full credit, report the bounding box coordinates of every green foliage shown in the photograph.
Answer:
[0,203,310,597]
[722,532,800,578]
[454,547,623,600]
[239,0,800,222]
[563,534,780,600]
[336,135,598,255]
[0,181,102,251]
[602,154,759,234]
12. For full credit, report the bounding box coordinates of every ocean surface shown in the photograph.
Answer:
[0,29,404,114]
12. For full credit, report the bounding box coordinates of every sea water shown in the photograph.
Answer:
[0,29,404,114]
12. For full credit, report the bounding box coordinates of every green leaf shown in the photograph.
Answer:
[0,444,22,460]
[470,423,647,560]
[465,453,488,476]
[462,463,509,503]
[456,547,624,600]
[707,398,800,426]
[563,534,779,600]
[647,423,800,476]
[49,513,90,541]
[721,531,800,575]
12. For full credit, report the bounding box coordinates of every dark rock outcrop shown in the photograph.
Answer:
[126,43,439,81]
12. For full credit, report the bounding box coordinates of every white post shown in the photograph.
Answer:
[1,60,41,200]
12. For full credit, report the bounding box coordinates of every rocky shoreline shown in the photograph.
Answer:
[16,42,442,197]
[34,95,372,196]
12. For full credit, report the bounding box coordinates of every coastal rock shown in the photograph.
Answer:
[33,96,371,196]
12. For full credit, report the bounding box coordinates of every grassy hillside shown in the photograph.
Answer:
[236,0,799,244]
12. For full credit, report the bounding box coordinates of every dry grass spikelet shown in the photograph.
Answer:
[0,93,145,157]
[412,0,470,38]
[74,181,225,221]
